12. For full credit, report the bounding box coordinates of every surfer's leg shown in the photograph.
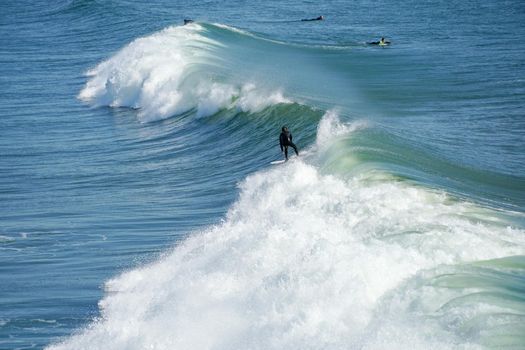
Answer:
[284,146,289,160]
[289,142,299,156]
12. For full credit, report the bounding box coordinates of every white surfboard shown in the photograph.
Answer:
[270,160,286,165]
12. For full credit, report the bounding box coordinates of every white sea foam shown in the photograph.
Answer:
[47,113,525,350]
[212,23,252,36]
[315,109,368,148]
[236,83,290,113]
[0,235,15,243]
[32,319,57,324]
[79,24,291,122]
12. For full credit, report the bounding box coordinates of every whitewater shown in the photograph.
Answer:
[78,24,291,122]
[1,1,524,349]
[45,23,525,349]
[48,113,525,349]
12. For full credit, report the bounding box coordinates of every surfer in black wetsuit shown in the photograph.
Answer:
[301,15,324,21]
[368,37,390,46]
[279,126,299,161]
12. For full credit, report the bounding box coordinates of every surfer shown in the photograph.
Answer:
[279,126,299,161]
[301,15,324,21]
[368,37,390,46]
[184,19,194,25]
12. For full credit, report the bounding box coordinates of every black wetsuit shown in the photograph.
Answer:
[301,16,323,21]
[280,131,299,160]
[368,40,390,45]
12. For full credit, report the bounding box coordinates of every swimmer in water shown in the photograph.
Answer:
[301,15,324,21]
[368,37,391,45]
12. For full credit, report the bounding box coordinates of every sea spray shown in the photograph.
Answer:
[315,109,369,148]
[47,114,525,350]
[79,24,291,122]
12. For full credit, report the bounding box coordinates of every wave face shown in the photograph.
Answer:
[50,18,525,350]
[48,113,525,349]
[77,22,525,209]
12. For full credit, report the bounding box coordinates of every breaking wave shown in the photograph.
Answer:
[79,23,291,122]
[47,113,525,350]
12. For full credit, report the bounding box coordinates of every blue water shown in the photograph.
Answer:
[1,0,524,349]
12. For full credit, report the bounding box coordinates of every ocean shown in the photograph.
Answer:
[1,0,524,349]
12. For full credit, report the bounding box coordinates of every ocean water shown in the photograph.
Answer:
[1,0,524,349]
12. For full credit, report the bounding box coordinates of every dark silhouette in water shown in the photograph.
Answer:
[184,19,194,25]
[368,37,391,46]
[279,126,299,161]
[301,15,324,21]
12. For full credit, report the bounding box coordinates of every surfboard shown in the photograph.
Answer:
[367,41,390,46]
[270,160,286,165]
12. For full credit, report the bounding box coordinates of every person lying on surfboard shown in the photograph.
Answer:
[279,126,299,161]
[301,15,324,21]
[368,37,391,46]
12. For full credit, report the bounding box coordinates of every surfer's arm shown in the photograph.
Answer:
[279,136,283,151]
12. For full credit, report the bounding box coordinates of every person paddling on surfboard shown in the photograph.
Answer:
[279,126,299,161]
[301,15,324,21]
[368,37,391,46]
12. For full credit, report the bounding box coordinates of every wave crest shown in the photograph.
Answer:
[79,24,291,122]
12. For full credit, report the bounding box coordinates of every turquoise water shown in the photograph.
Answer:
[1,0,524,349]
